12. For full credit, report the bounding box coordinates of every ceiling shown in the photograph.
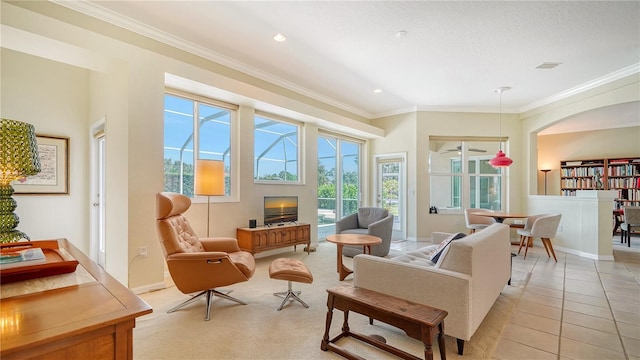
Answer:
[61,1,639,133]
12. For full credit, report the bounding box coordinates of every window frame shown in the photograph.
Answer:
[428,138,506,214]
[253,112,303,184]
[163,89,239,202]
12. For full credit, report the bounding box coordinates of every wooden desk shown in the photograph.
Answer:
[0,239,152,360]
[321,285,447,360]
[326,234,381,281]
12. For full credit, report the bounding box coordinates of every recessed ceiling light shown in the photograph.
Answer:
[395,30,407,38]
[273,33,287,42]
[535,62,562,69]
[373,89,382,94]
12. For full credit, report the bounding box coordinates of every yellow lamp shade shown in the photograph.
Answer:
[195,159,225,196]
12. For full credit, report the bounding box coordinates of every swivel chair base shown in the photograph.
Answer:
[273,281,309,311]
[167,288,246,321]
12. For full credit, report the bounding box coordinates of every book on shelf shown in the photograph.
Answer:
[0,247,47,270]
[564,161,583,166]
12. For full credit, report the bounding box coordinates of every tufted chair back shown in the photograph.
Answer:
[156,192,205,257]
[155,192,256,321]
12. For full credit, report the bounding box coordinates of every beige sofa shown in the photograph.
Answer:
[353,223,511,355]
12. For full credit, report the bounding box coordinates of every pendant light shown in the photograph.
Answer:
[489,86,513,168]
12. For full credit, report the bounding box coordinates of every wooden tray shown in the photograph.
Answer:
[0,240,79,283]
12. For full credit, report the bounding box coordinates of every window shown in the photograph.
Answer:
[254,114,300,182]
[317,134,362,239]
[429,138,504,212]
[163,91,236,198]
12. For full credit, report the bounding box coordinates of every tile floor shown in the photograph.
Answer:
[390,235,640,360]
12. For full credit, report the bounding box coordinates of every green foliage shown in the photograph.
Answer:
[164,159,194,197]
[257,171,298,181]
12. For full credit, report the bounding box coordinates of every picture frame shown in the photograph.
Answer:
[13,135,69,195]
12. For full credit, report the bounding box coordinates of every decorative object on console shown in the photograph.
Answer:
[194,159,225,237]
[0,119,41,243]
[0,240,79,283]
[489,87,513,168]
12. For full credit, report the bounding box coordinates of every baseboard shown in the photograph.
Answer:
[131,281,167,295]
[553,245,615,261]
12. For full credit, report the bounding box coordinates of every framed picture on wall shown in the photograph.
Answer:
[13,134,69,195]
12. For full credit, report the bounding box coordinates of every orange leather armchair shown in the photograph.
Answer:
[156,192,256,320]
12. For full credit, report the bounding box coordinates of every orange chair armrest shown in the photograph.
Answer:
[200,237,241,253]
[167,252,229,261]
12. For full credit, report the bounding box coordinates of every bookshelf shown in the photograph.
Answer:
[560,157,640,206]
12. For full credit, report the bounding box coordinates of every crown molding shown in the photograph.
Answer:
[519,63,640,113]
[52,1,373,120]
[47,2,640,121]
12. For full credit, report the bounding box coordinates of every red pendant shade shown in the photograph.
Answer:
[491,87,513,168]
[489,150,513,168]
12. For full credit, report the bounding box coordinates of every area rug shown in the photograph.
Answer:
[133,242,526,359]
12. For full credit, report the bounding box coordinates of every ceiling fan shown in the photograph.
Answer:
[441,146,487,154]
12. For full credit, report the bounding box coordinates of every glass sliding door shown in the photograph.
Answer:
[317,135,361,239]
[340,141,360,217]
[318,136,337,239]
[376,155,405,240]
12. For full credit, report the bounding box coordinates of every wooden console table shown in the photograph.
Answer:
[321,285,448,360]
[0,238,152,360]
[236,223,310,254]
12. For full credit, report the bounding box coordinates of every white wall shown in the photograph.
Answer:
[1,48,91,253]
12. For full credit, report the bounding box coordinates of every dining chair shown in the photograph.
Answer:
[464,208,495,234]
[517,213,562,261]
[620,207,640,247]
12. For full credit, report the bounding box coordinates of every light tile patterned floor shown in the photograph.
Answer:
[390,235,640,360]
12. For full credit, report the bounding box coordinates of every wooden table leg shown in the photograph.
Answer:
[364,245,371,255]
[321,294,335,351]
[336,244,353,281]
[437,322,446,360]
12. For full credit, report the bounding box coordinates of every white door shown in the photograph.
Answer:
[91,127,106,268]
[376,154,406,240]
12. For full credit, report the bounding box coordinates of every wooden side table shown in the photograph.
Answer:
[325,234,381,281]
[321,285,447,360]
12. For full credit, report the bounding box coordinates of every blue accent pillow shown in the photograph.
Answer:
[429,232,466,263]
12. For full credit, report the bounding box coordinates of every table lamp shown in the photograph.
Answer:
[0,119,41,243]
[194,159,225,237]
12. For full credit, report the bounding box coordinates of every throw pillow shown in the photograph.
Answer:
[429,232,466,263]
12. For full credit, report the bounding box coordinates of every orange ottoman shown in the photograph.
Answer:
[268,258,313,311]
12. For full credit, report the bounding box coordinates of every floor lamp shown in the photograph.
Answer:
[195,159,225,237]
[541,169,551,195]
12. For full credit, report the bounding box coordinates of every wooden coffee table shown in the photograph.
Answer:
[321,285,448,360]
[326,234,381,281]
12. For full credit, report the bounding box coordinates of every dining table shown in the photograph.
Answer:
[472,212,529,224]
[473,212,530,245]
